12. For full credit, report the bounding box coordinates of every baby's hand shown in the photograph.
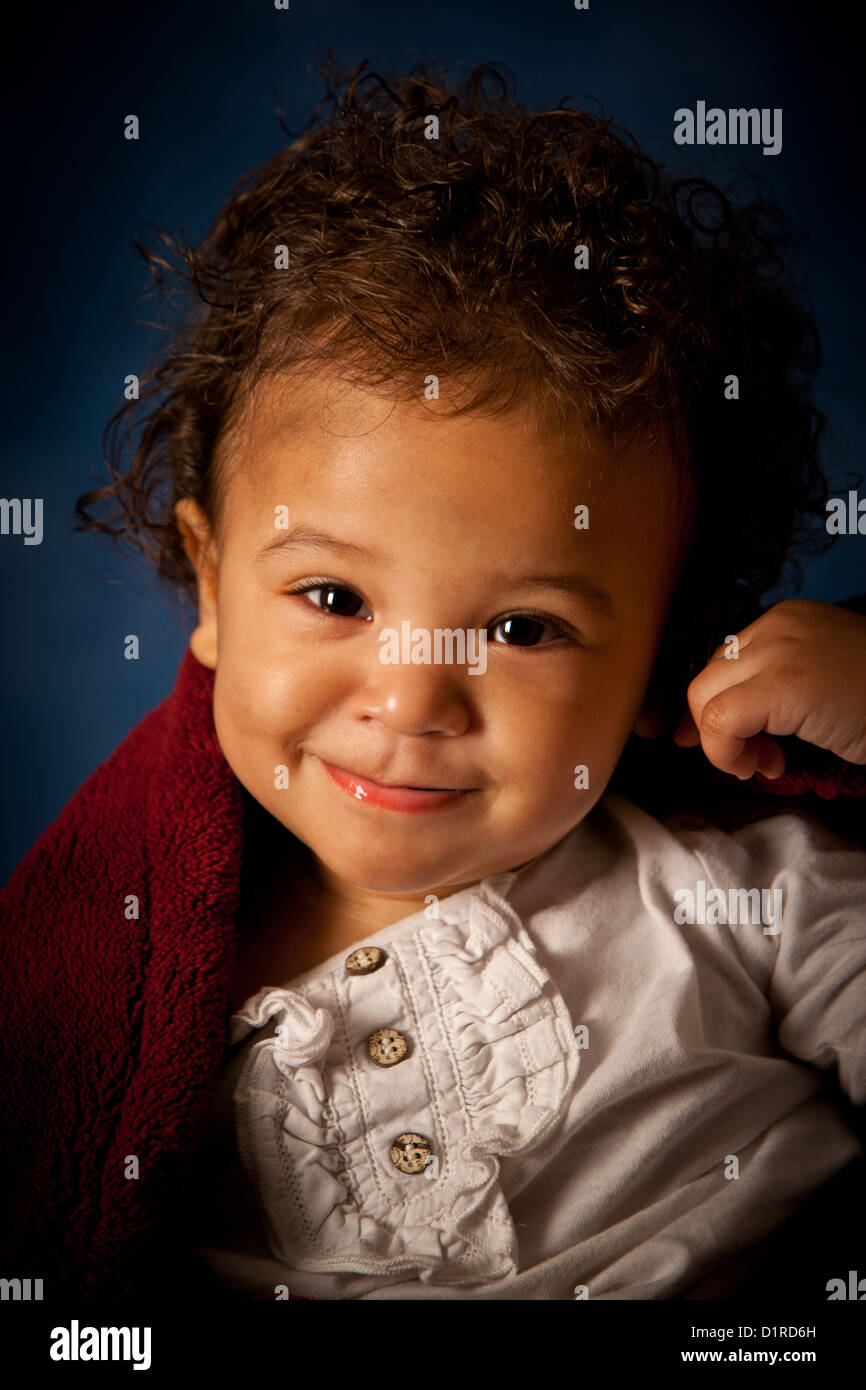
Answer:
[672,599,866,779]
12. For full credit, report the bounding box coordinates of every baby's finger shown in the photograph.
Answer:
[674,645,761,748]
[740,733,787,781]
[690,673,782,777]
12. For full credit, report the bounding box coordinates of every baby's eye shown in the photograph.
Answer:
[289,582,372,620]
[489,613,571,647]
[286,584,573,647]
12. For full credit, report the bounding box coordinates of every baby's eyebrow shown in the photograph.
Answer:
[489,570,616,616]
[255,527,615,616]
[254,528,375,564]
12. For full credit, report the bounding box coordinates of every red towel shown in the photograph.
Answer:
[0,647,248,1302]
[2,644,865,1302]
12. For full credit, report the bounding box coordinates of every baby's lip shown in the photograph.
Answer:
[315,754,477,791]
[317,757,480,814]
[359,771,474,790]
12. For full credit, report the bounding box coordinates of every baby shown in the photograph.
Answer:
[2,57,866,1304]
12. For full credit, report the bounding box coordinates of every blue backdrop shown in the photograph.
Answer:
[2,0,863,882]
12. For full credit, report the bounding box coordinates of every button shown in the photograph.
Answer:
[367,1028,408,1067]
[389,1132,433,1175]
[345,946,387,976]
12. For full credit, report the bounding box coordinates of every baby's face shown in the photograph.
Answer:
[178,372,686,901]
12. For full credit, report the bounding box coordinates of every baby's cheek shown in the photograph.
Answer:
[214,660,297,750]
[530,703,624,809]
[221,622,303,707]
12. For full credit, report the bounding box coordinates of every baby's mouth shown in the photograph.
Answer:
[315,756,479,813]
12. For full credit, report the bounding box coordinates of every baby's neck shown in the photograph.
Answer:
[306,854,475,935]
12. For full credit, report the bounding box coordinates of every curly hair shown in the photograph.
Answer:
[75,54,832,700]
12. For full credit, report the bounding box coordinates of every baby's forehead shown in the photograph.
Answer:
[218,367,673,495]
[219,373,683,563]
[215,392,686,598]
[213,397,685,603]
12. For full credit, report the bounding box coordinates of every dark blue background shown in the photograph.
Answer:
[2,0,863,882]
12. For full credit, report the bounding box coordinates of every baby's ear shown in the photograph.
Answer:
[175,498,218,669]
[631,683,666,739]
[631,653,685,738]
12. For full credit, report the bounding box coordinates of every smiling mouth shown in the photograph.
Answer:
[315,756,479,812]
[318,757,474,791]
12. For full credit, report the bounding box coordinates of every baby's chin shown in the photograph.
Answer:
[299,845,487,899]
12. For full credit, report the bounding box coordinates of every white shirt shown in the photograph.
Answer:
[186,792,866,1299]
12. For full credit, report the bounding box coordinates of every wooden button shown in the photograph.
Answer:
[345,946,387,976]
[389,1132,433,1175]
[367,1028,408,1067]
